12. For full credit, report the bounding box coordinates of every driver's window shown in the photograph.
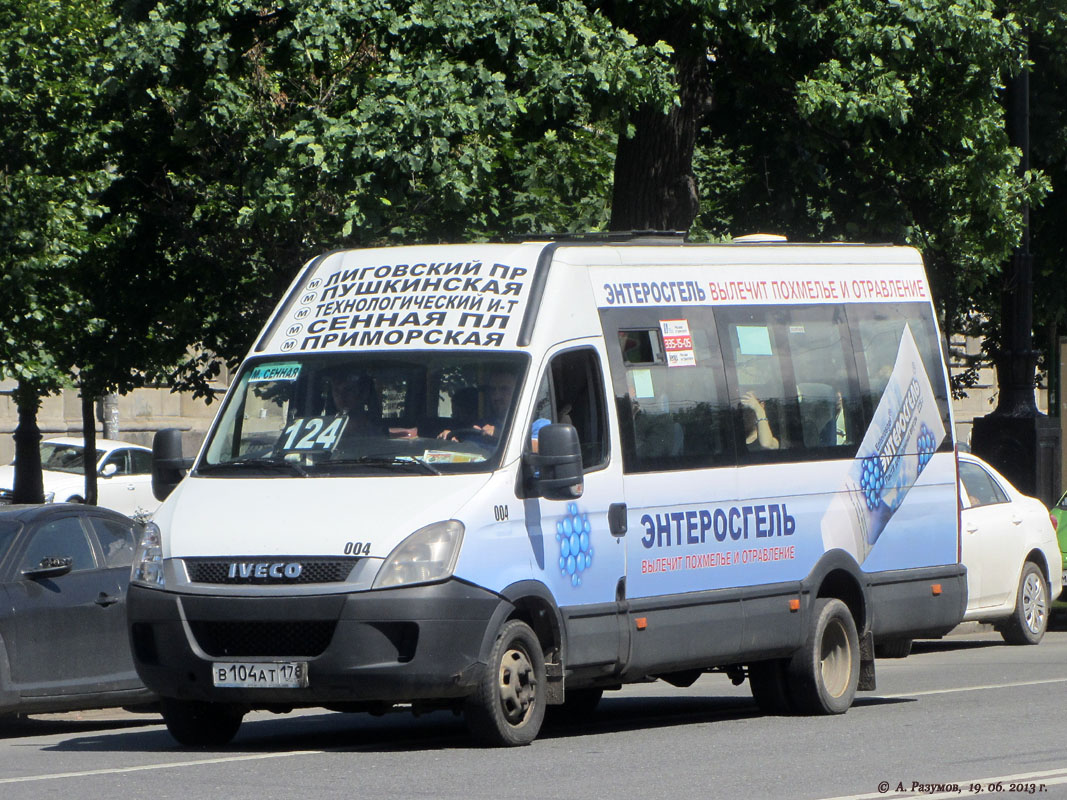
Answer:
[130,449,153,474]
[529,348,609,470]
[103,450,131,475]
[19,517,97,574]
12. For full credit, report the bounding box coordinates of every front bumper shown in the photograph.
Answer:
[127,580,504,706]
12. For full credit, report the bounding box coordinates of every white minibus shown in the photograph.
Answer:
[128,236,964,746]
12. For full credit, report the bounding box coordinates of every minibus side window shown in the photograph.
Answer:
[717,304,862,463]
[848,302,952,445]
[782,306,862,453]
[601,308,733,473]
[527,348,609,471]
[717,307,797,459]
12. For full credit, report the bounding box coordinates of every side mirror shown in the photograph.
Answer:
[23,556,73,580]
[528,423,584,500]
[152,428,187,501]
[100,463,118,478]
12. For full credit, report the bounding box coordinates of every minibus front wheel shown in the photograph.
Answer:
[465,619,547,746]
[161,698,245,747]
[787,598,860,715]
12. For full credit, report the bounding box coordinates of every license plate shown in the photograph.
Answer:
[212,661,308,689]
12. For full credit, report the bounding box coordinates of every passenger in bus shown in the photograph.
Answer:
[820,390,849,446]
[331,373,385,436]
[740,391,779,450]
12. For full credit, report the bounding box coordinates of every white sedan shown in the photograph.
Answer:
[957,453,1061,644]
[0,437,158,518]
[877,453,1061,658]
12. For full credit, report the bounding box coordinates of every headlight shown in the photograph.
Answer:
[372,520,464,589]
[131,521,165,588]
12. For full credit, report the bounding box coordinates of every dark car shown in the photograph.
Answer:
[0,504,154,716]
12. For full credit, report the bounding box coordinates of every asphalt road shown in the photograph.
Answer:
[2,624,1066,800]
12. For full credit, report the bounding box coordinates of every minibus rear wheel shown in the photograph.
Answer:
[465,619,546,746]
[161,698,244,747]
[787,598,859,715]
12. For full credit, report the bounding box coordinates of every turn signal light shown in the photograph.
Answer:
[931,583,942,596]
[635,617,648,630]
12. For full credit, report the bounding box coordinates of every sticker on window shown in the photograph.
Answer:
[630,369,655,399]
[278,416,347,451]
[659,320,696,367]
[736,326,773,356]
[249,363,302,383]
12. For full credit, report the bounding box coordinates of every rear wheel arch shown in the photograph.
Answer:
[816,568,867,633]
[1021,549,1050,588]
[805,550,869,633]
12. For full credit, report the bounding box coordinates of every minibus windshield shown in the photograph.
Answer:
[199,352,528,476]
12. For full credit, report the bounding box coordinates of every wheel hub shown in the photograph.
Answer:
[1021,571,1047,634]
[819,618,852,699]
[498,646,537,725]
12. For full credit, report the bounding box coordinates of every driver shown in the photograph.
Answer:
[438,371,516,441]
[331,373,384,436]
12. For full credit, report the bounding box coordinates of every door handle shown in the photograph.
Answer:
[1011,515,1023,526]
[965,523,979,534]
[608,503,627,537]
[95,592,120,607]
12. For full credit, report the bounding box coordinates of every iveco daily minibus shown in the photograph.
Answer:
[128,235,965,746]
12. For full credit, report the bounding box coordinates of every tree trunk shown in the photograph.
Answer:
[11,382,44,504]
[609,52,711,232]
[82,390,98,505]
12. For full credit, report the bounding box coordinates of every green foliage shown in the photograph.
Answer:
[3,0,1067,410]
[0,0,114,394]
[96,0,674,394]
[688,0,1043,341]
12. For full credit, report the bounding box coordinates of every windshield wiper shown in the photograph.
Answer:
[197,457,307,477]
[324,455,441,475]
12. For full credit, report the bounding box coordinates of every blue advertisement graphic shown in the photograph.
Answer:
[556,503,594,587]
[821,324,947,563]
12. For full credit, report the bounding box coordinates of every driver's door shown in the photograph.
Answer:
[97,448,155,515]
[526,346,629,672]
[6,513,128,697]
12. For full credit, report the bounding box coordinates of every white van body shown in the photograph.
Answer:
[128,238,966,746]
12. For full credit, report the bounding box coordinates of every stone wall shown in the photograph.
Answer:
[0,382,222,464]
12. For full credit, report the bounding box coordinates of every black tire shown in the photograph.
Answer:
[874,637,913,659]
[787,598,860,715]
[465,619,546,746]
[748,659,794,715]
[1000,562,1049,645]
[160,698,244,747]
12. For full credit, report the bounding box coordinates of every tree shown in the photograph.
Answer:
[1027,6,1067,393]
[601,1,1052,354]
[0,0,115,502]
[98,0,675,397]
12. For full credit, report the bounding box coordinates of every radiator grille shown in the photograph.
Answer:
[186,558,359,585]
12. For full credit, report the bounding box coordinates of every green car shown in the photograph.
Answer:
[1053,490,1067,604]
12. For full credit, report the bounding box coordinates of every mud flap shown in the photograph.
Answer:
[858,629,876,691]
[545,658,565,705]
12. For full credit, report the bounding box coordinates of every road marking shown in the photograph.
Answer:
[819,768,1067,799]
[0,750,325,784]
[874,676,1067,699]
